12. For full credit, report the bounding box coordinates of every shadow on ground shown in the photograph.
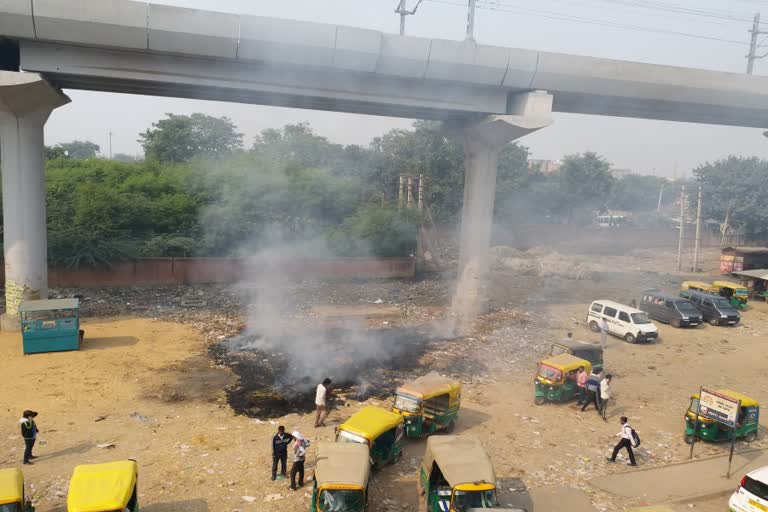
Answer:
[81,336,139,351]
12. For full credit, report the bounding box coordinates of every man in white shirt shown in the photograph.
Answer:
[607,416,637,466]
[599,374,612,421]
[315,378,332,428]
[599,318,609,349]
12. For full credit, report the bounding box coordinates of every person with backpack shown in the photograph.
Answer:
[607,416,638,466]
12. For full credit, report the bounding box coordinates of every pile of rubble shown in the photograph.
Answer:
[491,246,599,280]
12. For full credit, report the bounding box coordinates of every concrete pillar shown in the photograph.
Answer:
[0,72,70,330]
[451,91,553,332]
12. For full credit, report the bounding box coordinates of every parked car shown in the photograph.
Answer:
[639,289,703,328]
[587,300,658,343]
[679,290,740,326]
[730,466,768,512]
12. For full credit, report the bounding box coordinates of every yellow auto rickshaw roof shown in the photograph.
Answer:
[315,441,371,490]
[0,468,23,506]
[67,460,138,512]
[712,281,747,290]
[421,436,495,488]
[682,281,713,290]
[692,389,758,407]
[339,406,403,441]
[540,353,590,372]
[396,372,461,400]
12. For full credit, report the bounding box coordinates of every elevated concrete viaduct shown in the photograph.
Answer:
[2,0,768,328]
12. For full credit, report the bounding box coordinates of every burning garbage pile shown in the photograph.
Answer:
[212,325,445,418]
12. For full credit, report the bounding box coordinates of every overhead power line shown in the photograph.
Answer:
[423,0,750,46]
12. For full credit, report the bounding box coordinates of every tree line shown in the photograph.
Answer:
[27,112,758,267]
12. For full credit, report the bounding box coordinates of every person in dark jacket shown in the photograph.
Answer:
[19,410,38,465]
[271,426,294,481]
[580,371,602,412]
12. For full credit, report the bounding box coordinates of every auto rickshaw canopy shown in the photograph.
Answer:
[338,406,404,442]
[0,468,23,506]
[682,280,714,291]
[315,441,370,490]
[396,372,461,401]
[691,389,758,408]
[539,353,591,373]
[421,435,495,489]
[67,460,138,512]
[712,281,749,296]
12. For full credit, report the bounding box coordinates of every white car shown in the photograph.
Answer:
[730,466,768,512]
[587,300,659,344]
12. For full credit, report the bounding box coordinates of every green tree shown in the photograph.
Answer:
[556,152,615,221]
[57,140,101,159]
[694,156,768,240]
[139,113,243,162]
[44,145,68,160]
[608,174,671,212]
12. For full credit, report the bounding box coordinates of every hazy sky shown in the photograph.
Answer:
[43,0,768,177]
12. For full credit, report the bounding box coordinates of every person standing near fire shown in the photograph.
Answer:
[315,378,332,428]
[271,426,293,481]
[289,431,308,490]
[19,410,39,465]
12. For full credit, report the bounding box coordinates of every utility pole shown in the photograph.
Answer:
[746,13,766,74]
[466,0,477,41]
[108,131,113,159]
[395,0,423,36]
[656,182,664,211]
[677,185,686,271]
[693,185,702,272]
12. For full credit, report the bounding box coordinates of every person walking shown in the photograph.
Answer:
[289,431,307,490]
[599,318,609,349]
[599,374,613,421]
[315,378,332,428]
[580,370,601,412]
[576,366,588,406]
[271,426,294,481]
[19,410,38,465]
[607,416,637,466]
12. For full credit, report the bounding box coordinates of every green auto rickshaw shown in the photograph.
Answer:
[336,406,404,469]
[684,389,759,444]
[393,373,461,438]
[534,354,592,405]
[549,340,603,372]
[310,442,370,512]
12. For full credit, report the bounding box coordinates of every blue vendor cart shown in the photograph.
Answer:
[20,298,84,354]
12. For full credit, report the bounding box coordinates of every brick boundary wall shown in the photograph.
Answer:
[0,258,416,288]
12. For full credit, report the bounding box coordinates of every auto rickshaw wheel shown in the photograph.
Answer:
[624,333,636,343]
[417,481,426,512]
[684,433,696,445]
[534,396,546,405]
[589,321,600,332]
[709,318,719,326]
[445,420,456,433]
[745,432,757,443]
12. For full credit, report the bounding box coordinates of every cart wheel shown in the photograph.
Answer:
[624,333,636,343]
[534,396,546,405]
[589,321,600,332]
[709,318,719,326]
[672,319,681,328]
[684,434,696,445]
[745,432,757,443]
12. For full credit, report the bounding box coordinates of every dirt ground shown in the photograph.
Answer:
[1,247,764,512]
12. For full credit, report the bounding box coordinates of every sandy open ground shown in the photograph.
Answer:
[1,250,766,512]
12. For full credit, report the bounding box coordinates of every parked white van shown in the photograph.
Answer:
[587,300,659,343]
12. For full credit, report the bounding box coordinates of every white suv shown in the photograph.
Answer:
[730,466,768,511]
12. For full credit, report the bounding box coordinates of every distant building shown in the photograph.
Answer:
[529,159,561,174]
[611,168,633,179]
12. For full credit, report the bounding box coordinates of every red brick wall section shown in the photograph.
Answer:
[1,257,415,289]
